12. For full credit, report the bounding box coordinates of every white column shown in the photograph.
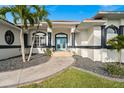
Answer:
[71,26,76,47]
[71,26,76,33]
[70,26,77,54]
[47,27,52,47]
[47,27,52,32]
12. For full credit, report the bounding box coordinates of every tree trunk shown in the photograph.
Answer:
[27,34,35,61]
[27,23,40,61]
[118,50,122,66]
[20,29,26,62]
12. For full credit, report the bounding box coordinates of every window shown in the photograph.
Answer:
[5,30,14,45]
[33,32,46,47]
[107,28,116,34]
[56,34,67,38]
[105,25,118,46]
[106,25,118,41]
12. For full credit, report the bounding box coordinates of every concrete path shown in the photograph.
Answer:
[0,51,74,88]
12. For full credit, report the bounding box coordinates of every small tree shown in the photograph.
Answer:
[27,6,52,61]
[0,5,35,62]
[107,35,124,65]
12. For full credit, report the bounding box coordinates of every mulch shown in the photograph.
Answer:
[0,54,50,72]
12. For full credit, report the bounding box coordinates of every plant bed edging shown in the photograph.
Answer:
[72,66,124,82]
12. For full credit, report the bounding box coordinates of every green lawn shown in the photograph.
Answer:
[20,67,124,88]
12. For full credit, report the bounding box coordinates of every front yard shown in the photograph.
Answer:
[20,67,124,88]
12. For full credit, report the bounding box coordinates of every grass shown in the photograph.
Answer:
[20,67,124,88]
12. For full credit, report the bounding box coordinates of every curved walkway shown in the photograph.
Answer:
[0,51,74,88]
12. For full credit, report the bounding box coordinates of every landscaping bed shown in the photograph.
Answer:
[20,68,124,88]
[0,54,50,72]
[73,55,124,79]
[105,62,124,78]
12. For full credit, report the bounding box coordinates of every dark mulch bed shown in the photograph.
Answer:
[0,54,51,72]
[73,55,109,77]
[73,55,124,79]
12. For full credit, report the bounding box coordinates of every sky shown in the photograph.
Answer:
[1,5,124,22]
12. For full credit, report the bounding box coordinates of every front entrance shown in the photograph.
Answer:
[55,33,67,51]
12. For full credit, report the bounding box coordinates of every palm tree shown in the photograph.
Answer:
[107,35,124,65]
[27,5,52,61]
[0,5,35,62]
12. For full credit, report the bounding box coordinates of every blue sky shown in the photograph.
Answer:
[1,5,124,22]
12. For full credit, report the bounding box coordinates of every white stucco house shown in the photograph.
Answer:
[0,18,21,60]
[0,11,124,62]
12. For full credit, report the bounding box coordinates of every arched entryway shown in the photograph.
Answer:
[32,32,46,47]
[55,33,68,51]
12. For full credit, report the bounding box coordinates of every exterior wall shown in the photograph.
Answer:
[0,48,21,60]
[26,18,124,63]
[102,18,124,62]
[75,49,124,63]
[74,29,94,60]
[93,26,101,46]
[105,19,120,27]
[73,18,124,63]
[1,15,124,63]
[120,19,124,25]
[74,27,101,61]
[101,49,124,63]
[87,29,94,46]
[0,22,21,60]
[0,17,121,63]
[32,48,46,54]
[0,23,20,45]
[75,29,90,46]
[121,50,124,63]
[92,26,101,61]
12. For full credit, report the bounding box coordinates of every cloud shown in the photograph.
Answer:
[99,5,122,11]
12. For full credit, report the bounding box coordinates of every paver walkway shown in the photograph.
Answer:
[0,51,74,88]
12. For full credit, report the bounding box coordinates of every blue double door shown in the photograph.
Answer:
[56,37,67,51]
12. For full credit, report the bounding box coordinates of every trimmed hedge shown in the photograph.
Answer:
[105,63,124,77]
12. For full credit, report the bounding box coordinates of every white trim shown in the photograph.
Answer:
[52,22,80,24]
[18,21,80,26]
[99,11,124,14]
[0,19,21,30]
[83,19,106,23]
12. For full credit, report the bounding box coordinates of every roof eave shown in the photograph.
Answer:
[0,18,21,30]
[93,11,124,19]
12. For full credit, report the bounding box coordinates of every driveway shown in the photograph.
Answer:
[0,51,74,87]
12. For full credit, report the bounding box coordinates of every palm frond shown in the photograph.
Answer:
[107,35,124,52]
[45,18,52,28]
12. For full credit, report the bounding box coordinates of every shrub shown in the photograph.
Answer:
[105,63,124,77]
[44,48,52,56]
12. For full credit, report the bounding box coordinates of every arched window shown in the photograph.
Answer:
[5,30,14,45]
[106,25,118,42]
[32,32,46,47]
[56,34,67,38]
